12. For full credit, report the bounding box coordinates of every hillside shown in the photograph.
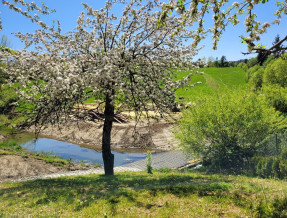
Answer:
[0,170,286,217]
[176,67,248,102]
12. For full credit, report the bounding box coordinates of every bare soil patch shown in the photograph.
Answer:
[0,134,5,142]
[0,154,91,182]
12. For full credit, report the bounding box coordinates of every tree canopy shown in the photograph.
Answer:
[1,0,287,175]
[1,0,198,175]
[160,0,287,55]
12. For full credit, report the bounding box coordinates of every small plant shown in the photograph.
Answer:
[92,162,101,168]
[160,168,170,173]
[79,160,86,167]
[146,150,152,174]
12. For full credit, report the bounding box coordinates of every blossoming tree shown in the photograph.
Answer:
[161,0,287,55]
[2,0,286,54]
[2,0,287,175]
[0,0,54,31]
[1,0,197,175]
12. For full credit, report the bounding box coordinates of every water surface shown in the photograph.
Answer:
[6,132,157,166]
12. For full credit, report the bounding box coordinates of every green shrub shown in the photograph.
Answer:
[248,65,264,89]
[263,57,287,87]
[250,150,287,179]
[247,57,258,68]
[255,156,274,178]
[176,90,287,173]
[272,158,281,179]
[279,151,287,179]
[247,65,261,81]
[0,86,18,114]
[238,62,248,72]
[263,85,287,114]
[255,197,287,217]
[271,197,287,217]
[146,150,152,174]
[281,150,287,160]
[262,55,275,67]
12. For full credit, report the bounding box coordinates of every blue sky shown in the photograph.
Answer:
[1,1,286,61]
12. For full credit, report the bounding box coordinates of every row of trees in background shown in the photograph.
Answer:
[199,55,244,68]
[200,35,286,69]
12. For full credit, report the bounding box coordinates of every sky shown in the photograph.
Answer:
[0,0,286,61]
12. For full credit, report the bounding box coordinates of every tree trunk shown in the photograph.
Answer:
[102,94,115,175]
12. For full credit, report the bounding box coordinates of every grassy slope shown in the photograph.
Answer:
[176,67,248,102]
[85,67,248,104]
[0,170,286,217]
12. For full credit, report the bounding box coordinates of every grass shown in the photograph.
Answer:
[0,170,286,217]
[0,84,29,130]
[176,67,248,102]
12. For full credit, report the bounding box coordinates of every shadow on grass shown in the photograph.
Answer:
[0,171,234,211]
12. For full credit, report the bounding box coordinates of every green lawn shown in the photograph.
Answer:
[176,67,248,102]
[0,170,286,217]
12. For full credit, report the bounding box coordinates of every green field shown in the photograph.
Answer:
[83,67,248,104]
[176,67,248,102]
[0,170,286,217]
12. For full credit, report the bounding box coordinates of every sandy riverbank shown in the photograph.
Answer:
[29,120,179,151]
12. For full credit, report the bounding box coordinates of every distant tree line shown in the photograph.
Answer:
[199,35,286,69]
[199,55,242,68]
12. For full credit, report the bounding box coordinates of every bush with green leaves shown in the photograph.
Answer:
[263,85,287,114]
[247,65,260,81]
[237,62,248,72]
[247,65,264,89]
[146,150,153,174]
[246,55,286,90]
[176,90,287,172]
[263,54,287,87]
[262,55,275,68]
[247,57,258,68]
[250,150,287,179]
[0,85,18,114]
[256,196,287,217]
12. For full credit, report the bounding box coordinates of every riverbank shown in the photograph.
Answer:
[0,119,179,181]
[0,141,96,182]
[27,120,179,151]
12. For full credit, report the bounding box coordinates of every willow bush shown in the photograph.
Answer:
[176,90,287,173]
